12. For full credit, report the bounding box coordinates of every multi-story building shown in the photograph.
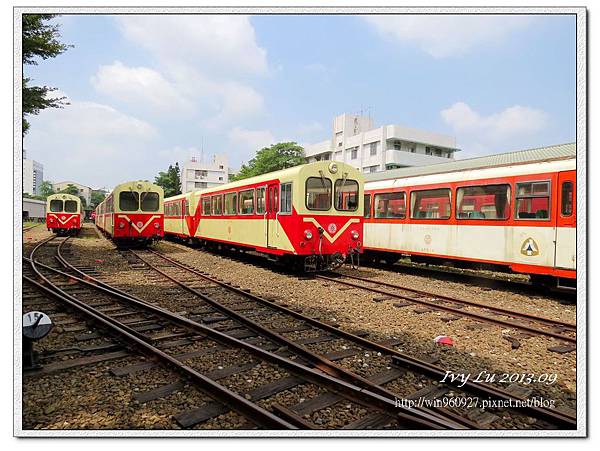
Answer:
[180,154,230,193]
[52,181,92,207]
[23,150,44,195]
[304,113,459,173]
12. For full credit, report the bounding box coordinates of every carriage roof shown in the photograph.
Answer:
[110,180,164,195]
[365,142,576,184]
[46,193,81,204]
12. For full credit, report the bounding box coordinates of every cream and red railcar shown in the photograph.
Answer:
[95,181,164,246]
[46,193,84,235]
[363,143,576,289]
[164,161,363,271]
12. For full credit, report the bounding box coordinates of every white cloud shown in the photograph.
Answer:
[228,127,275,154]
[440,102,548,154]
[24,96,160,187]
[365,15,532,58]
[117,15,268,76]
[114,16,268,127]
[91,61,193,113]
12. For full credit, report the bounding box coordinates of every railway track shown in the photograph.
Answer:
[24,236,468,430]
[316,273,576,344]
[97,244,574,429]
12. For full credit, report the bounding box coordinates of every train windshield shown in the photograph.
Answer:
[49,200,63,212]
[141,192,160,212]
[306,177,332,211]
[119,191,139,211]
[334,179,359,211]
[64,200,78,213]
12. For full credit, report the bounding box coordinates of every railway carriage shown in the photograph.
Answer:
[95,181,164,246]
[164,161,364,271]
[363,143,576,290]
[45,193,84,235]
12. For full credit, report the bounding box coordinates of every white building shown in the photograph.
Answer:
[52,181,92,207]
[23,150,44,195]
[180,154,230,193]
[304,113,459,173]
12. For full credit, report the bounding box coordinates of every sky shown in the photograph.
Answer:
[23,13,577,189]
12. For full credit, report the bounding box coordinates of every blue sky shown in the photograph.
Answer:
[23,14,576,188]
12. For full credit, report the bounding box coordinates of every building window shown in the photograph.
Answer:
[369,166,378,173]
[195,182,207,188]
[195,170,207,178]
[456,184,510,220]
[369,142,378,156]
[516,181,550,220]
[374,192,406,218]
[425,147,432,155]
[350,147,358,159]
[411,188,451,219]
[219,176,223,181]
[219,165,224,169]
[338,142,343,147]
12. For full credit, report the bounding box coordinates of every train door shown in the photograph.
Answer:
[266,183,279,248]
[554,171,576,270]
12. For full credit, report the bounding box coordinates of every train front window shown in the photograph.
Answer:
[456,184,510,220]
[141,192,159,212]
[410,188,451,219]
[49,200,63,212]
[561,181,573,216]
[119,191,139,211]
[374,192,406,218]
[306,177,332,211]
[64,200,78,213]
[516,181,550,220]
[334,179,359,211]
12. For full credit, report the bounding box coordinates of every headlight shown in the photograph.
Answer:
[49,218,54,223]
[304,230,313,240]
[351,230,359,240]
[119,222,125,229]
[328,162,338,174]
[154,222,160,228]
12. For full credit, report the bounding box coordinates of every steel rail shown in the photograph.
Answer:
[146,246,577,429]
[25,250,296,429]
[315,274,576,344]
[27,243,459,430]
[326,272,575,330]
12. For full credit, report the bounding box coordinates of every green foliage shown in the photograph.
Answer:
[155,163,182,198]
[57,183,79,196]
[231,142,305,181]
[91,191,106,208]
[22,14,71,135]
[39,180,54,198]
[23,192,45,201]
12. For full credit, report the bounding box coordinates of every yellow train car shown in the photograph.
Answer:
[46,193,83,235]
[95,180,164,246]
[165,161,364,270]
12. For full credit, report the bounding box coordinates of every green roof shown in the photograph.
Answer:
[365,142,576,183]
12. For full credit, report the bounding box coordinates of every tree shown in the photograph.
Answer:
[91,191,106,208]
[57,183,79,196]
[39,180,54,198]
[155,163,181,198]
[22,14,71,135]
[231,142,305,181]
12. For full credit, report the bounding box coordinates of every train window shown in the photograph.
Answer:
[516,181,550,220]
[306,177,332,211]
[119,191,139,211]
[456,184,510,220]
[202,197,211,216]
[334,179,359,211]
[410,188,451,219]
[49,200,63,212]
[280,184,292,214]
[224,192,238,215]
[211,195,223,215]
[364,194,371,218]
[561,181,573,216]
[374,192,406,219]
[64,200,78,213]
[239,189,255,215]
[185,199,190,216]
[256,187,266,214]
[141,192,160,212]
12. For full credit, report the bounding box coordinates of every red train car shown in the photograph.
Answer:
[46,193,83,235]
